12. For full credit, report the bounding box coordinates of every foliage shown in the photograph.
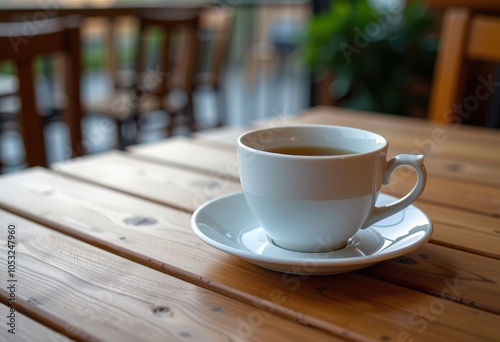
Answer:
[301,0,437,116]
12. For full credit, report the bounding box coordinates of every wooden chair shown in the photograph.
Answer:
[196,6,235,126]
[0,16,84,168]
[84,8,200,148]
[85,6,235,147]
[429,7,500,127]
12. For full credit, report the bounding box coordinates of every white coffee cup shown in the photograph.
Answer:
[237,125,426,253]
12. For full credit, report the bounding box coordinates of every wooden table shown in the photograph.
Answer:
[0,106,499,341]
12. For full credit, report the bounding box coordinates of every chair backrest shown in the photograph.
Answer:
[0,16,83,167]
[197,6,235,88]
[135,8,200,99]
[429,7,500,126]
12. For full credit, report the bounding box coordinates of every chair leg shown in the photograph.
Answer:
[116,120,126,150]
[187,96,196,132]
[215,85,226,127]
[166,116,175,137]
[118,116,139,148]
[487,67,500,128]
[0,135,3,174]
[131,115,140,145]
[17,62,47,167]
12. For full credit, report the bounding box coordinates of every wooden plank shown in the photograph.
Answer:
[127,137,239,181]
[386,172,500,217]
[53,151,241,212]
[385,140,500,187]
[0,168,498,341]
[0,303,74,342]
[192,126,247,146]
[360,243,500,314]
[0,210,338,342]
[294,106,500,151]
[382,137,500,167]
[416,202,500,259]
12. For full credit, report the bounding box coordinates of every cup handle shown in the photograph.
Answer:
[361,154,427,229]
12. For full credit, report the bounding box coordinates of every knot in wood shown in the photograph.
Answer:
[124,216,157,226]
[152,306,171,316]
[393,256,418,265]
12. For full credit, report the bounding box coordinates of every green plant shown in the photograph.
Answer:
[301,0,437,116]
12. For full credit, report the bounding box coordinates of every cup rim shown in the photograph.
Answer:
[237,124,388,159]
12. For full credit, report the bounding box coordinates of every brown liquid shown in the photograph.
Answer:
[265,145,357,156]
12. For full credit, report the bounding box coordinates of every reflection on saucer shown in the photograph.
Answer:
[191,191,433,275]
[240,227,385,259]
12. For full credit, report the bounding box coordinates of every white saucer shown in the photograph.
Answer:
[191,191,432,275]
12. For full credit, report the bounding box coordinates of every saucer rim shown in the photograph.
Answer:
[191,191,433,267]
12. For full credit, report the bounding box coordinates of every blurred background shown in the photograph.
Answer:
[1,0,498,173]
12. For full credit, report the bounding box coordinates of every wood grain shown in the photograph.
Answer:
[386,173,500,217]
[192,126,247,146]
[53,151,241,212]
[294,107,500,151]
[416,202,500,259]
[387,144,500,187]
[0,210,338,342]
[127,137,239,181]
[360,243,500,314]
[0,168,498,341]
